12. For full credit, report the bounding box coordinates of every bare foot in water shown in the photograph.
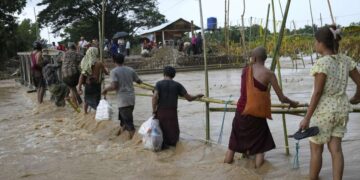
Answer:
[224,150,235,164]
[129,130,135,139]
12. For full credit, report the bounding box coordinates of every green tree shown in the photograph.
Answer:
[293,25,317,35]
[37,0,166,42]
[0,0,26,64]
[15,19,38,52]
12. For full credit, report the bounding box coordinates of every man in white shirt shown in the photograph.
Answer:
[78,36,88,55]
[126,40,131,56]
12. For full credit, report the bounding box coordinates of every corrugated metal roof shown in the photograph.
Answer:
[139,18,200,36]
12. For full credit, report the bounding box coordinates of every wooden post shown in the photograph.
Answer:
[240,0,246,53]
[327,0,336,24]
[320,13,323,26]
[98,20,102,60]
[162,30,165,47]
[227,0,230,51]
[198,0,210,142]
[270,0,292,156]
[99,0,105,63]
[249,17,253,42]
[191,20,194,37]
[308,0,318,61]
[263,4,270,46]
[224,0,227,47]
[33,7,40,40]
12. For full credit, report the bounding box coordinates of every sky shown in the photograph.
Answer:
[17,0,360,43]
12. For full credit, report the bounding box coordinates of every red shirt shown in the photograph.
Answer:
[57,45,65,51]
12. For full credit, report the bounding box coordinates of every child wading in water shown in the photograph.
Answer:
[224,46,298,168]
[299,25,360,180]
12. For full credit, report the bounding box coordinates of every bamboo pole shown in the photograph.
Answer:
[278,0,284,18]
[320,13,323,26]
[133,87,309,108]
[33,7,40,40]
[249,17,253,42]
[224,0,227,48]
[263,4,270,46]
[227,0,230,54]
[270,0,282,88]
[308,0,318,61]
[209,107,360,113]
[309,42,314,65]
[198,0,210,142]
[292,20,297,67]
[270,0,292,155]
[98,20,102,59]
[270,0,291,72]
[100,0,105,63]
[240,0,246,53]
[327,0,336,24]
[271,0,277,43]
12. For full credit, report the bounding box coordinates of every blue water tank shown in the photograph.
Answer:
[207,17,217,30]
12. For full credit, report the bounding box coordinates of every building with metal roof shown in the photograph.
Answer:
[139,18,200,46]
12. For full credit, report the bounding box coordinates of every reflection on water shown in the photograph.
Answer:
[0,58,360,179]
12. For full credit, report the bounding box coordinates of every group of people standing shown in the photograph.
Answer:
[191,32,203,55]
[110,38,131,57]
[29,25,360,180]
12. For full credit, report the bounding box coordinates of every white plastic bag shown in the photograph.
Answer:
[95,99,112,121]
[138,116,163,151]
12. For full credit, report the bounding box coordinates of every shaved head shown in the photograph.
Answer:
[251,46,267,62]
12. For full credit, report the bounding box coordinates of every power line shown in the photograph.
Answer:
[163,0,188,13]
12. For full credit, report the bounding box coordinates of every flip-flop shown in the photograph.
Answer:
[288,126,319,140]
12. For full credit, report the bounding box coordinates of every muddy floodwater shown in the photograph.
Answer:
[1,57,360,180]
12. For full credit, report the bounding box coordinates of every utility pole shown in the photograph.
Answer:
[33,7,40,40]
[320,13,323,26]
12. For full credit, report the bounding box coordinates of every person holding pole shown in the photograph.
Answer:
[152,66,204,148]
[224,46,298,168]
[102,53,142,139]
[77,47,109,114]
[299,25,360,180]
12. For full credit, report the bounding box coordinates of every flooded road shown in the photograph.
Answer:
[1,57,360,179]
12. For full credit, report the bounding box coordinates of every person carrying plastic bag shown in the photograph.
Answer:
[95,99,112,121]
[138,116,163,151]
